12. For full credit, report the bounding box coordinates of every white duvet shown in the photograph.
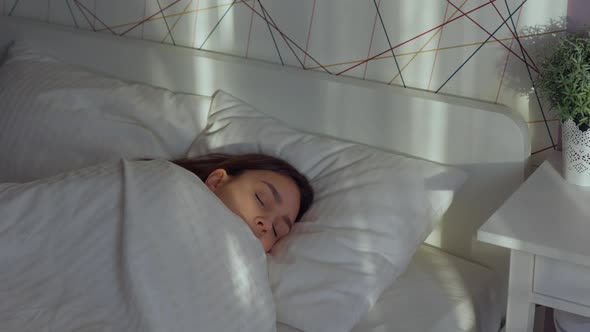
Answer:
[0,159,276,332]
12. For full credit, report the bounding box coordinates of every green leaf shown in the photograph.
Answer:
[536,31,590,121]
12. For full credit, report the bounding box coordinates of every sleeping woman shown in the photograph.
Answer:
[172,153,314,252]
[0,153,313,331]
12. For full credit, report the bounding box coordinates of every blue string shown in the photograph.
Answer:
[200,0,237,49]
[8,0,20,16]
[373,0,406,87]
[436,0,528,94]
[156,0,176,45]
[65,0,80,29]
[259,0,284,66]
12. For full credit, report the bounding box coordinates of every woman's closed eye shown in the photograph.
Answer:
[255,193,264,207]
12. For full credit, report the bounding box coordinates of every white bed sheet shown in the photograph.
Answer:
[0,160,276,332]
[277,244,502,332]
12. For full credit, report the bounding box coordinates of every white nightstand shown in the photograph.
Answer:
[477,151,590,332]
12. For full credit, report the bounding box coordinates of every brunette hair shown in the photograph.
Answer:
[172,153,314,222]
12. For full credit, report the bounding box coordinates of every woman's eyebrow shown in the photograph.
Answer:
[261,180,283,204]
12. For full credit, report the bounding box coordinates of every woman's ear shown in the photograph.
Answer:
[204,169,229,192]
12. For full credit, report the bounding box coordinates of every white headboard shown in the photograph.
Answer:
[0,16,529,305]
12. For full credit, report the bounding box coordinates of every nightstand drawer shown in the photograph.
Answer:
[533,256,590,306]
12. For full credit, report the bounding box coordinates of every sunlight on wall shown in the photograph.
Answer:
[196,2,237,53]
[395,0,439,89]
[2,0,569,163]
[215,4,235,51]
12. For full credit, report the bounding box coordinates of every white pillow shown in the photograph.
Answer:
[0,41,211,183]
[188,90,469,332]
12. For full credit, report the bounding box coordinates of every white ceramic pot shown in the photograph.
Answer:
[562,119,590,186]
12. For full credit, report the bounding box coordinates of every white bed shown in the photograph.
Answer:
[0,16,529,332]
[277,244,502,332]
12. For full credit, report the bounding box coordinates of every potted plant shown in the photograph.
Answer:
[536,31,590,186]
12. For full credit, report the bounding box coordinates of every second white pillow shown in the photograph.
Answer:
[188,90,468,332]
[0,41,210,183]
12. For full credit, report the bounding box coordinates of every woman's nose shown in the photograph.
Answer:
[256,217,272,233]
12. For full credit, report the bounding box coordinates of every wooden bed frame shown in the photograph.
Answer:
[0,15,530,316]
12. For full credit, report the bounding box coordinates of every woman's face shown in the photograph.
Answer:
[205,169,301,252]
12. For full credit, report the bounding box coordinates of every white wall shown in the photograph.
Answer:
[1,0,569,163]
